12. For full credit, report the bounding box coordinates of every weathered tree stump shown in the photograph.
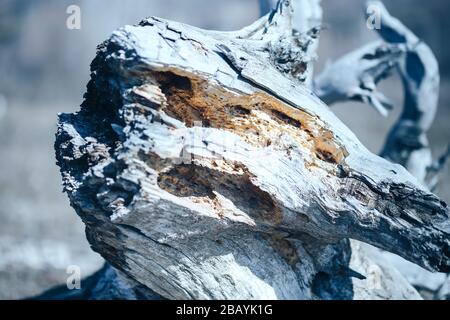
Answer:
[51,0,450,299]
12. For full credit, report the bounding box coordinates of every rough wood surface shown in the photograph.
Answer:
[259,0,323,86]
[53,0,450,299]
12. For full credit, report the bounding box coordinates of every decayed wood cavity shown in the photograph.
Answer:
[149,71,348,165]
[157,163,283,225]
[130,70,349,226]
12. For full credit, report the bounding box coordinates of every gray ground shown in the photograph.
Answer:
[0,0,449,299]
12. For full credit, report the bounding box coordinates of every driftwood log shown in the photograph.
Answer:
[49,0,450,300]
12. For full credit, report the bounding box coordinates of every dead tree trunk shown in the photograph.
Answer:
[52,0,450,300]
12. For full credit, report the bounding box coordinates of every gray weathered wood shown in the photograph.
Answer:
[314,40,402,116]
[53,0,449,300]
[259,0,322,86]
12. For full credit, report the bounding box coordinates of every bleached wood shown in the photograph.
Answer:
[259,0,322,85]
[53,0,449,300]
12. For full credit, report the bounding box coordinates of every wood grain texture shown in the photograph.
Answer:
[53,0,449,299]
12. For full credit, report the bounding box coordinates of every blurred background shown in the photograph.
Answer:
[0,0,449,299]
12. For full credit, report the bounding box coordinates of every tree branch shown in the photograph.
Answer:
[370,1,441,184]
[314,41,403,116]
[259,0,323,85]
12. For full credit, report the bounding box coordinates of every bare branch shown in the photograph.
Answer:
[368,1,440,184]
[314,41,404,116]
[259,0,323,85]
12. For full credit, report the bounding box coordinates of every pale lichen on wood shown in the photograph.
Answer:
[51,0,450,300]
